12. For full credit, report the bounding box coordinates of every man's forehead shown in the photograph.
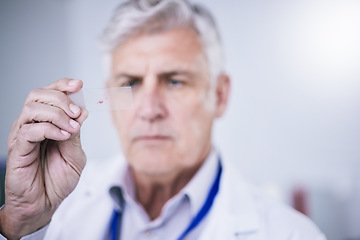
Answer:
[110,29,207,76]
[111,56,200,76]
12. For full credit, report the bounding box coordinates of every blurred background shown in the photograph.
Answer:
[0,0,359,239]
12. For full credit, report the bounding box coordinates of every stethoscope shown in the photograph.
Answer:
[109,158,222,240]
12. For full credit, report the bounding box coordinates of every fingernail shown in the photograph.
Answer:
[68,79,80,86]
[61,130,70,136]
[69,119,80,128]
[70,103,81,115]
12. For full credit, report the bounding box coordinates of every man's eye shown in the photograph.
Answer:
[124,79,140,87]
[168,79,184,87]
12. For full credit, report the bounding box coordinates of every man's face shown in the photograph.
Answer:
[108,28,228,177]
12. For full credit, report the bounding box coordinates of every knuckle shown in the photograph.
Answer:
[75,132,81,141]
[44,77,70,89]
[60,92,72,106]
[8,120,20,141]
[17,124,30,139]
[70,135,81,147]
[60,77,71,82]
[27,88,42,102]
[51,107,66,122]
[41,122,51,132]
[21,103,39,124]
[22,101,33,114]
[56,77,72,87]
[7,123,20,149]
[48,125,61,137]
[7,137,16,152]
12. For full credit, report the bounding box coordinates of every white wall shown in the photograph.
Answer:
[0,0,69,154]
[1,1,360,239]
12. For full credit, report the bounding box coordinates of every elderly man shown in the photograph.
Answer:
[0,0,325,239]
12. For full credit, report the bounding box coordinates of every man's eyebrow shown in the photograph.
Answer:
[114,71,195,79]
[161,71,194,78]
[113,73,142,80]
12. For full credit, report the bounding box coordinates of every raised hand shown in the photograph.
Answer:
[0,78,88,239]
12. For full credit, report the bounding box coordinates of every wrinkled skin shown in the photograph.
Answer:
[0,78,88,239]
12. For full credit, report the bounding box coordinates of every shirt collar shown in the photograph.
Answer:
[109,148,220,218]
[110,164,137,209]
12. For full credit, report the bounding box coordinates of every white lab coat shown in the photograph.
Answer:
[45,154,326,240]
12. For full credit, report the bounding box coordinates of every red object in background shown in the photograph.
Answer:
[98,100,104,104]
[292,185,309,217]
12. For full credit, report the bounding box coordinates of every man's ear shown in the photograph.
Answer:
[214,73,231,118]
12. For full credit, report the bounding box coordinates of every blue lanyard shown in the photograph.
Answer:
[176,160,222,240]
[109,210,121,240]
[109,159,222,240]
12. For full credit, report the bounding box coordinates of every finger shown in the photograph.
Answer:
[44,78,83,94]
[7,101,81,153]
[7,120,21,152]
[16,122,71,156]
[75,108,89,127]
[55,108,89,154]
[8,143,41,169]
[19,101,81,134]
[13,109,88,165]
[46,139,86,200]
[57,108,88,167]
[57,135,87,177]
[25,88,81,119]
[63,109,89,148]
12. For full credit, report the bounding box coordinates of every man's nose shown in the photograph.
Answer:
[136,81,167,122]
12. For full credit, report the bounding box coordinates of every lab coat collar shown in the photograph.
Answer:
[199,152,261,238]
[222,164,260,232]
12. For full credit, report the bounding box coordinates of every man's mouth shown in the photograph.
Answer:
[133,135,172,141]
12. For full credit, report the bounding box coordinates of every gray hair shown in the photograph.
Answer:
[99,0,224,81]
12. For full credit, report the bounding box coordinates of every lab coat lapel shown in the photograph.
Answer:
[198,157,262,240]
